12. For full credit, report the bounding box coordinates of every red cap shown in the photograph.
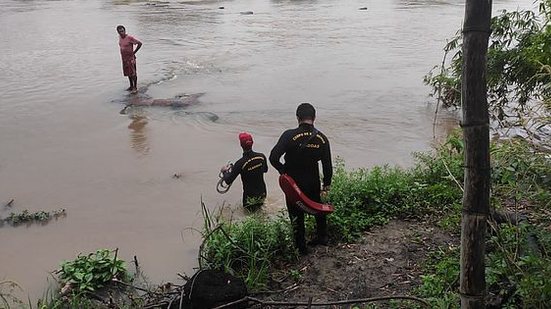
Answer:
[239,132,253,149]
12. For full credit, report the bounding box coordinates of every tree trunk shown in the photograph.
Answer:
[460,0,492,308]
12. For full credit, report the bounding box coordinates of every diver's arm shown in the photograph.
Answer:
[269,133,288,174]
[321,135,333,188]
[223,159,242,184]
[261,154,268,173]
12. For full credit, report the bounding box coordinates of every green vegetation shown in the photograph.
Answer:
[30,249,131,309]
[417,222,551,308]
[327,132,465,241]
[2,209,66,226]
[199,204,297,291]
[424,0,551,119]
[58,249,129,294]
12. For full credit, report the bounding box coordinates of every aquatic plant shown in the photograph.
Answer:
[2,209,66,226]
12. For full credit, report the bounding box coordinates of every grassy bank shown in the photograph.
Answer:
[200,132,551,307]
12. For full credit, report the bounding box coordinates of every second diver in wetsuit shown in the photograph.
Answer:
[221,132,268,211]
[270,103,333,254]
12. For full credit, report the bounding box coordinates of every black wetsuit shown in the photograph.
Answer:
[223,150,268,209]
[270,123,332,251]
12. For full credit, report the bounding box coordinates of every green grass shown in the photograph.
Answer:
[199,204,297,291]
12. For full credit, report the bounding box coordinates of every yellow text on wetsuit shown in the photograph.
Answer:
[243,156,265,170]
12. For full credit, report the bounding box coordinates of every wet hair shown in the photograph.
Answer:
[116,25,126,32]
[296,102,316,121]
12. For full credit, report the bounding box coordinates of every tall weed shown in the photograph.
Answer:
[200,204,296,290]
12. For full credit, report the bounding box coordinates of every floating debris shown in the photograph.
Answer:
[4,198,14,207]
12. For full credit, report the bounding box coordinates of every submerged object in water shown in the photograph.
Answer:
[133,93,204,107]
[120,93,205,114]
[279,174,334,215]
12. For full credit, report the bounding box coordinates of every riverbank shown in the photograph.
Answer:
[2,132,550,308]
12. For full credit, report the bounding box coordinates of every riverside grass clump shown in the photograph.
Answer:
[199,203,297,291]
[326,132,465,241]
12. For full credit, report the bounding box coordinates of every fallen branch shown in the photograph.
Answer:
[4,199,14,208]
[212,295,431,309]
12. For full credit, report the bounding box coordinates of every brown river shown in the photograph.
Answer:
[0,0,533,300]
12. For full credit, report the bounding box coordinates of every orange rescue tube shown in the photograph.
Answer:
[279,174,334,215]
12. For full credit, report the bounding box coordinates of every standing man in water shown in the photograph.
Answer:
[270,103,333,254]
[117,25,142,93]
[221,132,268,211]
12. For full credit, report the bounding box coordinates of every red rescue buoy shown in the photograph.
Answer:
[279,174,334,215]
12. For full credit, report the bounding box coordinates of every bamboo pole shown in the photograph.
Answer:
[460,0,492,308]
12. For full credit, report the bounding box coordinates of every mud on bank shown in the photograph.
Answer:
[255,219,456,308]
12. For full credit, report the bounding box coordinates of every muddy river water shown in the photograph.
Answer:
[0,0,533,300]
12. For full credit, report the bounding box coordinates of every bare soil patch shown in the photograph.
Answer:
[257,219,458,308]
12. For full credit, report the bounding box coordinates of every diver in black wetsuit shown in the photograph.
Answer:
[221,132,268,211]
[270,103,333,254]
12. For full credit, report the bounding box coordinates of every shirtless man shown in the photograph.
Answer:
[117,25,142,93]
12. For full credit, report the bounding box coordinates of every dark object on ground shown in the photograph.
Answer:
[240,11,254,15]
[219,6,224,9]
[359,7,368,10]
[179,270,248,309]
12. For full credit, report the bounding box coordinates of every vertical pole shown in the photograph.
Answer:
[460,0,492,308]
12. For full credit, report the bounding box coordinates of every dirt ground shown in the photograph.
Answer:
[255,219,458,308]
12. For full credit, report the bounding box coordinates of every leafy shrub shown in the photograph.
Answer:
[58,249,129,294]
[486,223,551,308]
[491,139,551,208]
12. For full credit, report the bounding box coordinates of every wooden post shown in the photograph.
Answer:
[460,0,492,308]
